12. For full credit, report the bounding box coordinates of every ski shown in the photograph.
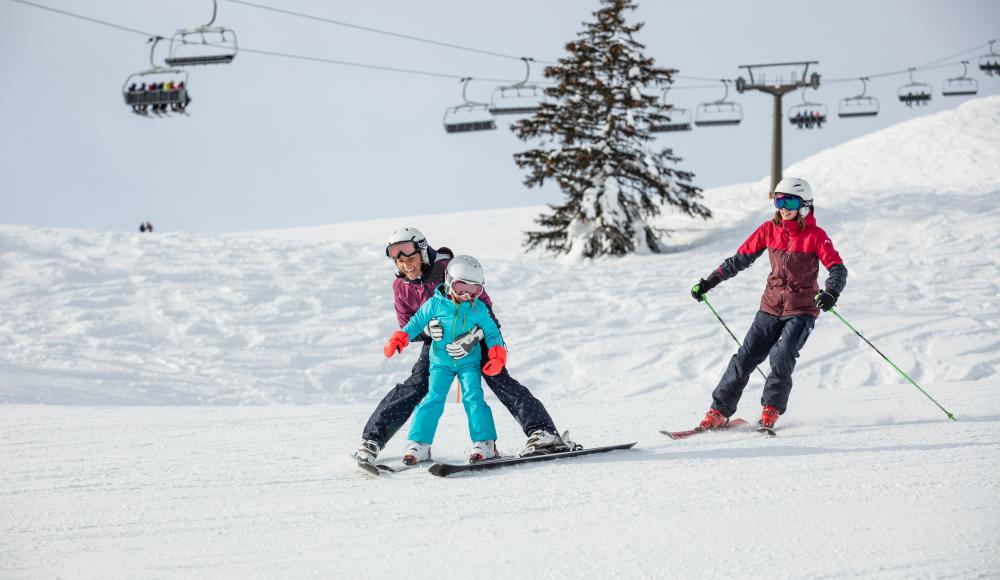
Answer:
[660,418,749,440]
[357,461,419,477]
[427,442,637,478]
[756,426,777,437]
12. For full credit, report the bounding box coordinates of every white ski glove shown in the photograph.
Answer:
[424,318,443,341]
[446,326,484,360]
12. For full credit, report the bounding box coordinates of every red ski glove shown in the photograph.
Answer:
[383,330,410,358]
[482,345,507,377]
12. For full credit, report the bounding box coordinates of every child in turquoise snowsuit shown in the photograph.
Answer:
[397,284,504,444]
[403,284,503,444]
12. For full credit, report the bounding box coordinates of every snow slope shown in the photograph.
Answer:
[2,96,999,578]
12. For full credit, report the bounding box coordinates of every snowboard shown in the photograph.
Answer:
[427,442,637,478]
[660,418,750,440]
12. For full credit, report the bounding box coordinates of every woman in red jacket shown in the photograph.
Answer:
[691,177,848,433]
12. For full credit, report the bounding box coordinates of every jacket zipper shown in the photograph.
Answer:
[780,222,792,315]
[451,301,461,367]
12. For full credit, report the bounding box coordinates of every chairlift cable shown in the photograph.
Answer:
[6,0,997,98]
[223,0,558,64]
[824,58,985,85]
[5,0,529,83]
[7,0,154,37]
[914,40,997,69]
[237,46,525,82]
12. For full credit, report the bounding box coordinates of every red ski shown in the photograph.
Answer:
[660,418,750,440]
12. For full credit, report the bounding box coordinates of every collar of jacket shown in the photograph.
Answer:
[781,211,817,234]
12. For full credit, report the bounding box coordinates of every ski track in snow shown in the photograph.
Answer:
[1,96,999,578]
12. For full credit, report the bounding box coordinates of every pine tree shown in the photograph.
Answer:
[513,0,711,257]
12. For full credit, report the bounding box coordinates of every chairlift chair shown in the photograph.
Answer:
[897,68,932,107]
[443,78,497,134]
[650,87,693,132]
[942,61,979,96]
[694,80,742,127]
[838,77,879,118]
[164,0,238,67]
[979,40,1000,77]
[122,37,191,116]
[787,88,828,129]
[489,57,544,116]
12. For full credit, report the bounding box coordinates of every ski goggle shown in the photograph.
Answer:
[386,241,420,260]
[450,279,483,299]
[773,195,803,211]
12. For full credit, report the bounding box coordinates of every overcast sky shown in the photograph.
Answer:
[1,0,998,232]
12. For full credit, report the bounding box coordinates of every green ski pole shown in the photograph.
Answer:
[702,296,767,382]
[829,307,956,421]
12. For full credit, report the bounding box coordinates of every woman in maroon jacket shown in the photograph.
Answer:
[691,177,848,433]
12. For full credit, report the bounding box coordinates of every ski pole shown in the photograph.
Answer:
[829,308,956,421]
[702,296,767,381]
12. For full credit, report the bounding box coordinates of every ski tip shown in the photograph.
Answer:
[756,427,777,437]
[427,463,449,478]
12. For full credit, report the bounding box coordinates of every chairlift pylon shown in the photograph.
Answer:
[942,60,979,96]
[787,88,827,129]
[694,80,742,127]
[897,68,932,107]
[488,57,544,116]
[838,77,879,118]
[164,0,238,67]
[443,78,497,134]
[649,86,692,133]
[122,37,191,116]
[979,40,1000,77]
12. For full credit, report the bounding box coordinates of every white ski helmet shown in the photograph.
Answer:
[773,177,814,216]
[385,226,430,265]
[445,255,485,298]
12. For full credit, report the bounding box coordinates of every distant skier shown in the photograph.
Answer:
[383,255,506,464]
[690,177,848,433]
[352,227,569,467]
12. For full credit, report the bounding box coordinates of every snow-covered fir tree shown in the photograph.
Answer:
[513,0,711,257]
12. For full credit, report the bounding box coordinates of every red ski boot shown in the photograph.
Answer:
[697,408,729,431]
[757,405,780,435]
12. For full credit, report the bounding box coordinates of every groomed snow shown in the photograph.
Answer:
[2,96,999,578]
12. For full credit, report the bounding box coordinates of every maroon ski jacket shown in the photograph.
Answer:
[391,246,494,331]
[712,212,847,318]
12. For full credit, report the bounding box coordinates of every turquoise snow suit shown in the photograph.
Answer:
[401,285,503,444]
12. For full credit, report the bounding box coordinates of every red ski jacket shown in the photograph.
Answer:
[713,212,847,318]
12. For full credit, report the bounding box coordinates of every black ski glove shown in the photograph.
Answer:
[691,274,721,302]
[814,289,839,311]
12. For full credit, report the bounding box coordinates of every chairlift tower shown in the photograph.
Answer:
[735,61,820,196]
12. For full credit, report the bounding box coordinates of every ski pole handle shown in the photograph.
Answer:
[830,308,956,421]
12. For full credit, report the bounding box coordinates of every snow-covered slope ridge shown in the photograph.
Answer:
[0,97,998,406]
[775,94,1000,197]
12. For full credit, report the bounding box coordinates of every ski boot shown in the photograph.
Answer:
[757,405,780,436]
[402,441,432,465]
[469,440,500,463]
[353,439,380,466]
[519,429,573,457]
[697,408,729,431]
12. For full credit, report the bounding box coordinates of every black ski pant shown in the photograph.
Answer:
[711,310,815,417]
[362,341,558,448]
